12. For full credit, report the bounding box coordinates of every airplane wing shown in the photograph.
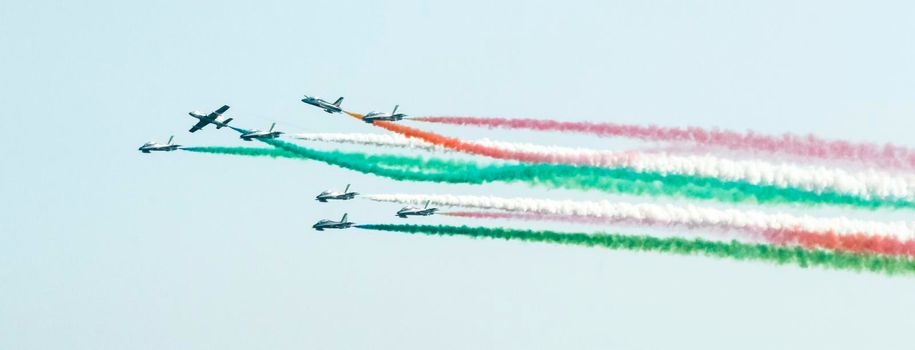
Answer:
[207,105,230,119]
[188,119,209,133]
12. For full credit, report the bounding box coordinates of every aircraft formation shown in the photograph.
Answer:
[140,94,437,229]
[136,92,915,275]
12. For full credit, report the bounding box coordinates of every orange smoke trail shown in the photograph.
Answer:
[345,111,365,121]
[372,121,549,163]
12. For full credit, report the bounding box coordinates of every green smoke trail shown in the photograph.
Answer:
[181,142,915,210]
[181,146,299,159]
[180,146,480,174]
[356,224,915,275]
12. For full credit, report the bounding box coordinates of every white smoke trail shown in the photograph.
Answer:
[363,194,915,238]
[472,139,915,200]
[294,133,449,152]
[293,132,915,200]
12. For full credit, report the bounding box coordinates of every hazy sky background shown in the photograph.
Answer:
[2,1,915,349]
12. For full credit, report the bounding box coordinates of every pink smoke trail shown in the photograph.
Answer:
[413,116,915,170]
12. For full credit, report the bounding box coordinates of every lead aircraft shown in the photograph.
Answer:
[188,105,233,132]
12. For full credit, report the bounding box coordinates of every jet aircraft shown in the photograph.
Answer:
[362,105,407,123]
[396,201,438,218]
[315,184,359,202]
[302,95,344,114]
[188,105,234,132]
[138,136,180,153]
[312,213,355,231]
[240,122,283,141]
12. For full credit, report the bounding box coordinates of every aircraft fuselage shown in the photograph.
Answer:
[240,131,283,141]
[396,208,438,218]
[302,97,342,114]
[362,114,406,123]
[312,221,355,230]
[138,143,180,153]
[315,193,358,202]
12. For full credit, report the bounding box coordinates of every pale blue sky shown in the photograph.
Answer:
[2,1,915,349]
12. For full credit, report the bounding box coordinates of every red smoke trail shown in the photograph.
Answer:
[763,228,915,258]
[349,112,624,168]
[443,211,915,258]
[371,121,529,161]
[413,116,915,169]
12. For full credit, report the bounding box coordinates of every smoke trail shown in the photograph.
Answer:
[762,228,915,258]
[183,143,915,210]
[371,120,567,163]
[295,133,449,152]
[181,147,298,159]
[363,121,915,209]
[182,146,477,174]
[440,211,738,235]
[412,116,915,170]
[355,224,915,275]
[293,132,915,200]
[472,139,915,200]
[442,211,915,258]
[363,194,915,238]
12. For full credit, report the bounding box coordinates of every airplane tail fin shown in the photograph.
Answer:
[333,97,344,107]
[344,184,350,193]
[167,135,174,145]
[269,122,276,132]
[392,105,399,115]
[341,213,349,223]
[217,118,233,129]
